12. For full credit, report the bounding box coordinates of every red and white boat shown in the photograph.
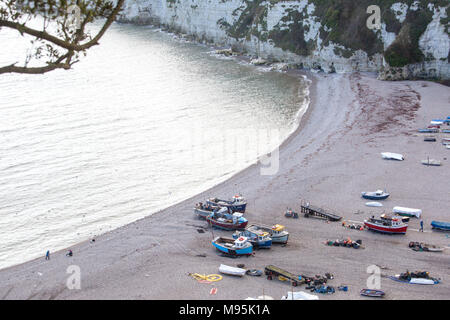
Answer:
[364,215,408,234]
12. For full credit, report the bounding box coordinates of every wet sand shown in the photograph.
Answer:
[0,72,449,300]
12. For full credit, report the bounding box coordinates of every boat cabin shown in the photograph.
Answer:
[234,237,249,248]
[271,224,285,235]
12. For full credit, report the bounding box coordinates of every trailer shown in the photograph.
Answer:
[301,202,342,221]
[264,265,305,287]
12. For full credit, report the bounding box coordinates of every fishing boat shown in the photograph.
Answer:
[393,206,422,218]
[364,215,408,234]
[421,159,442,166]
[206,195,247,213]
[246,224,289,244]
[361,190,389,200]
[194,203,226,219]
[381,152,404,161]
[218,264,247,276]
[233,229,272,248]
[206,211,248,230]
[212,236,253,256]
[360,289,385,298]
[431,220,450,231]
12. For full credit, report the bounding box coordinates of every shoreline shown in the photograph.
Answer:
[0,71,449,300]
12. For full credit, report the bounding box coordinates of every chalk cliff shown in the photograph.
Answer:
[118,0,449,80]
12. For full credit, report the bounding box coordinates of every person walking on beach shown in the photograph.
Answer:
[45,250,50,260]
[420,220,424,232]
[66,250,73,257]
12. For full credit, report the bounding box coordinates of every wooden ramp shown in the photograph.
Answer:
[301,203,342,221]
[264,265,304,286]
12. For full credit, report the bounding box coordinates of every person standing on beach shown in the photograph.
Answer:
[45,250,50,260]
[420,220,424,232]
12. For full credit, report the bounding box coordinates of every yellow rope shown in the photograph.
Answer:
[189,273,223,282]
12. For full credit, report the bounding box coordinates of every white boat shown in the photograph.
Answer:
[366,202,383,207]
[393,207,422,218]
[421,159,441,166]
[410,278,437,285]
[381,152,404,161]
[281,291,319,300]
[218,264,246,277]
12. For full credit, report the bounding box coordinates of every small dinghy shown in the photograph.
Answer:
[360,289,385,298]
[361,190,389,200]
[421,159,442,166]
[381,152,404,161]
[212,236,253,256]
[206,195,247,213]
[218,264,247,277]
[393,206,422,218]
[431,220,450,231]
[365,202,383,207]
[424,135,436,142]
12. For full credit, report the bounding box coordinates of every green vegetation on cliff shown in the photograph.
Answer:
[218,0,449,67]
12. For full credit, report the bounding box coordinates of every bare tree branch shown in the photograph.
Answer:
[0,0,126,75]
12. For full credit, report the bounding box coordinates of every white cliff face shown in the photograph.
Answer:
[391,3,408,23]
[419,7,449,61]
[118,0,449,80]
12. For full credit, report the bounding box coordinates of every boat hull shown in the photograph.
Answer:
[206,200,247,213]
[212,241,252,255]
[362,194,389,200]
[271,234,289,244]
[207,217,248,230]
[250,239,272,248]
[431,221,450,231]
[364,221,407,234]
[194,208,211,219]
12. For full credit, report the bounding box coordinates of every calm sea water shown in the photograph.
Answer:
[0,22,308,269]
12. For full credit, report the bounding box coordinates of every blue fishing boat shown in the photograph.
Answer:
[431,221,450,231]
[212,236,253,256]
[206,195,247,213]
[442,129,450,133]
[233,229,272,248]
[361,190,390,200]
